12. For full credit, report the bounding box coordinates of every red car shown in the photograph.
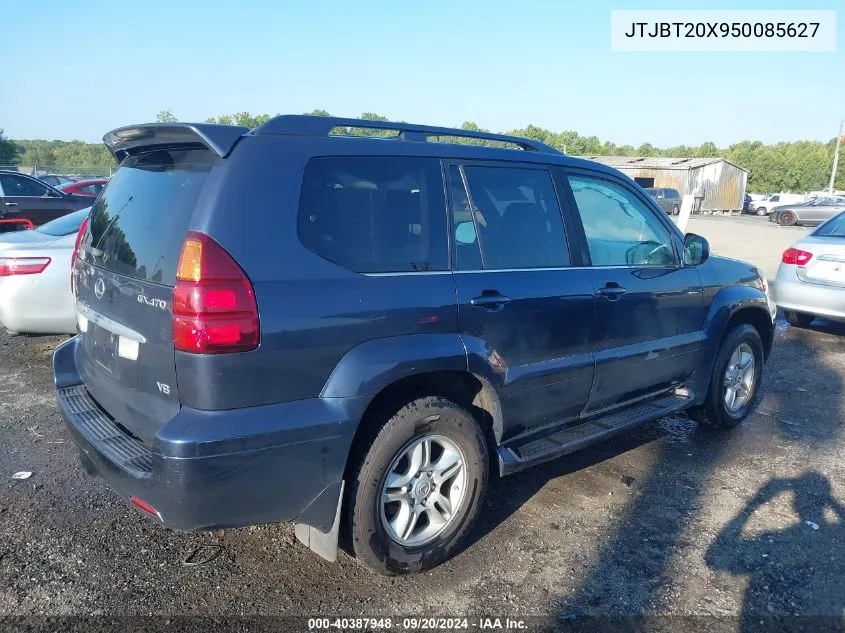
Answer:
[57,179,108,198]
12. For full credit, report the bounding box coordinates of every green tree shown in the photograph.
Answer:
[0,129,20,164]
[204,112,275,129]
[695,141,719,157]
[9,110,844,193]
[155,109,178,123]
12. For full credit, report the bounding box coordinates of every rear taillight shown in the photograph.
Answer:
[0,257,51,276]
[172,232,259,354]
[782,248,813,266]
[70,216,89,292]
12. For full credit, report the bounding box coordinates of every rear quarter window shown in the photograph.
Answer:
[297,156,448,273]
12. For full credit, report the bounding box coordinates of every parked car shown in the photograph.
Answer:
[53,117,775,575]
[58,179,109,198]
[770,197,845,227]
[38,174,76,188]
[774,210,845,326]
[644,187,682,215]
[0,171,93,227]
[749,193,804,216]
[0,208,90,335]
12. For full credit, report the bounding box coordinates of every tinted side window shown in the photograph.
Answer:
[0,174,49,197]
[298,157,447,273]
[462,166,569,269]
[567,175,676,267]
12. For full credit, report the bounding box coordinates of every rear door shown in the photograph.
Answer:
[448,162,596,440]
[74,148,217,445]
[561,169,704,413]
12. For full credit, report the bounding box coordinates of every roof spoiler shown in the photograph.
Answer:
[103,123,250,162]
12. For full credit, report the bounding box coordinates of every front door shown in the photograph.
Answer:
[561,170,704,414]
[447,163,596,440]
[0,173,66,225]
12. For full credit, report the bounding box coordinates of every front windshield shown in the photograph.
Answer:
[36,208,90,236]
[813,212,845,237]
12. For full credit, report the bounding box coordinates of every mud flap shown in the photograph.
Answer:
[294,481,344,562]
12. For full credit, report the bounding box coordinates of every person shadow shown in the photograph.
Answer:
[706,472,845,631]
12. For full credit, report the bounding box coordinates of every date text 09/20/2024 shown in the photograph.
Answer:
[307,617,528,630]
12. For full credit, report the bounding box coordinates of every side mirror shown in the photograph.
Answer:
[455,221,477,245]
[683,233,710,266]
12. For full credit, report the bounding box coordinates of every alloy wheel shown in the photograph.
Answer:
[723,342,756,413]
[379,434,467,547]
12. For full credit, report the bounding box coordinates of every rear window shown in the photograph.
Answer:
[298,156,447,273]
[85,148,214,285]
[813,212,845,237]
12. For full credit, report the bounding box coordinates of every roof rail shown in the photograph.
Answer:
[253,115,561,154]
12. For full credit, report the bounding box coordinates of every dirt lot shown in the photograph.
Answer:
[1,216,843,631]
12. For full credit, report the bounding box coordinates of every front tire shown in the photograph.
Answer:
[347,396,489,575]
[756,207,767,216]
[781,211,798,226]
[672,205,680,215]
[785,311,814,328]
[690,324,764,430]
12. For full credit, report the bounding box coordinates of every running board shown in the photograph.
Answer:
[497,390,694,476]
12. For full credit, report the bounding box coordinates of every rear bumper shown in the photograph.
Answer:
[774,266,845,321]
[53,337,368,531]
[0,275,76,335]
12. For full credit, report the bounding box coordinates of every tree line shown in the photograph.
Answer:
[2,111,842,193]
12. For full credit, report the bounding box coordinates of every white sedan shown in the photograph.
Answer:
[0,208,89,335]
[774,210,845,327]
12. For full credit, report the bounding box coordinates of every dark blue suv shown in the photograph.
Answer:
[53,116,776,575]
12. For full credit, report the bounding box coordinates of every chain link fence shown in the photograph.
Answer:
[0,164,114,179]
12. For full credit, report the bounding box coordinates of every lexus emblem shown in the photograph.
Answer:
[94,278,105,300]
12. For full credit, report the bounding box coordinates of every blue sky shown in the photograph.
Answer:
[2,0,842,146]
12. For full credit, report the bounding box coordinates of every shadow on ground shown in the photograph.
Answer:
[530,317,845,629]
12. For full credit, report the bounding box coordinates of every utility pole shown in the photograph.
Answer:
[829,120,843,194]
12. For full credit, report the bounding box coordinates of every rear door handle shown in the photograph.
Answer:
[470,293,511,308]
[4,202,17,207]
[597,283,627,300]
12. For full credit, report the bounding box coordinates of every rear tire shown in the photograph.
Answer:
[346,396,488,575]
[785,311,814,328]
[689,324,764,430]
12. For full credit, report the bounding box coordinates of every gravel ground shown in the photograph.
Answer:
[2,321,844,630]
[1,218,844,631]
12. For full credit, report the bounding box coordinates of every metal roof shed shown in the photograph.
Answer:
[579,156,748,212]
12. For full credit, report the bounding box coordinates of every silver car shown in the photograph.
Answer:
[771,196,845,227]
[0,208,89,335]
[774,210,845,327]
